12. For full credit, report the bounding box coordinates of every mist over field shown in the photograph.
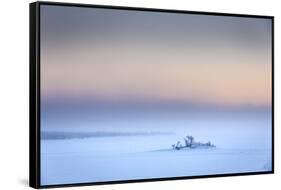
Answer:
[40,106,272,185]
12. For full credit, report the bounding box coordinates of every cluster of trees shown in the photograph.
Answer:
[172,135,215,150]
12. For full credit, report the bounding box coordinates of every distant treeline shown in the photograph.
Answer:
[42,131,173,140]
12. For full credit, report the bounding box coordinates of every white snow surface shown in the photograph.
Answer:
[41,114,272,185]
[41,133,271,185]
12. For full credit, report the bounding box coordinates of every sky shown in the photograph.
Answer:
[40,5,272,131]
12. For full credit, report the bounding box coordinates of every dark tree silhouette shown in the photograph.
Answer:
[172,135,215,150]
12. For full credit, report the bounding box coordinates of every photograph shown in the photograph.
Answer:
[38,3,273,186]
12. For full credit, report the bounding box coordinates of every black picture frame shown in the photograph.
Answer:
[29,1,274,189]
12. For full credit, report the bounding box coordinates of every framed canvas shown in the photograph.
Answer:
[29,1,274,188]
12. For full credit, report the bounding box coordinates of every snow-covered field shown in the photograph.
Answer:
[41,115,272,186]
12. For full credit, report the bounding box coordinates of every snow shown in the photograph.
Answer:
[41,129,271,185]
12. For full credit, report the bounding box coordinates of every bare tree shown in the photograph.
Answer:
[175,141,182,150]
[185,135,194,147]
[184,138,189,147]
[172,135,215,150]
